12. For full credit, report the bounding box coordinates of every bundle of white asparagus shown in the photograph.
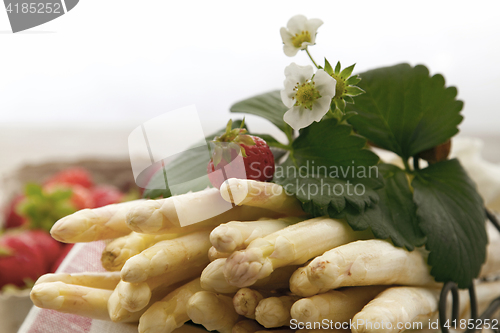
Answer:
[30,179,500,333]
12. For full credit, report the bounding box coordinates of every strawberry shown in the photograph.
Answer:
[51,243,74,272]
[68,184,95,210]
[207,120,275,189]
[16,230,62,271]
[0,232,46,288]
[45,167,93,189]
[92,185,124,208]
[3,194,28,229]
[43,183,95,210]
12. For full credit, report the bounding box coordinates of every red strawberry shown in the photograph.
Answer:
[51,243,74,272]
[0,232,46,288]
[45,167,93,189]
[3,194,28,229]
[92,185,124,208]
[43,183,95,210]
[69,184,95,210]
[16,230,62,271]
[207,120,275,189]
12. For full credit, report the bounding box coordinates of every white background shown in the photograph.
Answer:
[0,0,499,172]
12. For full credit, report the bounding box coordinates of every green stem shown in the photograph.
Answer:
[403,159,412,173]
[305,48,319,68]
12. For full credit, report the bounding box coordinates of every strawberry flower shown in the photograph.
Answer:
[281,63,336,130]
[280,15,323,57]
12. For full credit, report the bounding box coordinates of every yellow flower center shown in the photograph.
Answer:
[292,31,311,48]
[294,82,321,110]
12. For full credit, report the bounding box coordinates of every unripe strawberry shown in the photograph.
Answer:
[207,120,275,189]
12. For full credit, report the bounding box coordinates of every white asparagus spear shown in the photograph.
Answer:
[224,217,372,288]
[187,291,241,333]
[138,278,204,333]
[255,295,300,328]
[50,200,143,243]
[121,230,211,283]
[30,281,140,322]
[210,217,303,253]
[233,288,267,319]
[101,232,182,271]
[208,246,231,261]
[351,286,441,333]
[126,188,282,234]
[232,320,265,333]
[34,272,121,290]
[290,239,436,297]
[219,178,307,216]
[290,286,387,324]
[201,258,297,294]
[352,281,500,333]
[115,263,205,312]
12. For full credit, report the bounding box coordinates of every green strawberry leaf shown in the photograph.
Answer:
[18,183,77,232]
[412,159,487,288]
[143,120,246,199]
[230,90,293,141]
[274,119,381,215]
[333,164,426,250]
[347,64,463,159]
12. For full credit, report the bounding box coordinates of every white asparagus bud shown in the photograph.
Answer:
[187,291,240,333]
[208,246,231,261]
[101,232,182,271]
[210,217,303,253]
[220,178,306,216]
[126,188,282,234]
[29,281,145,322]
[255,295,300,328]
[224,217,371,288]
[232,320,264,333]
[121,230,211,283]
[138,278,203,333]
[116,262,205,313]
[50,200,143,243]
[34,272,121,290]
[291,239,436,297]
[290,286,387,324]
[233,288,267,319]
[201,258,297,294]
[107,278,179,323]
[289,267,322,297]
[351,286,441,333]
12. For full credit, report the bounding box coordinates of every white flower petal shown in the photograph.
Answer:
[283,44,299,57]
[284,105,319,131]
[280,27,294,46]
[311,96,332,122]
[286,15,307,35]
[284,63,314,85]
[313,69,336,98]
[281,79,298,108]
[305,18,323,44]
